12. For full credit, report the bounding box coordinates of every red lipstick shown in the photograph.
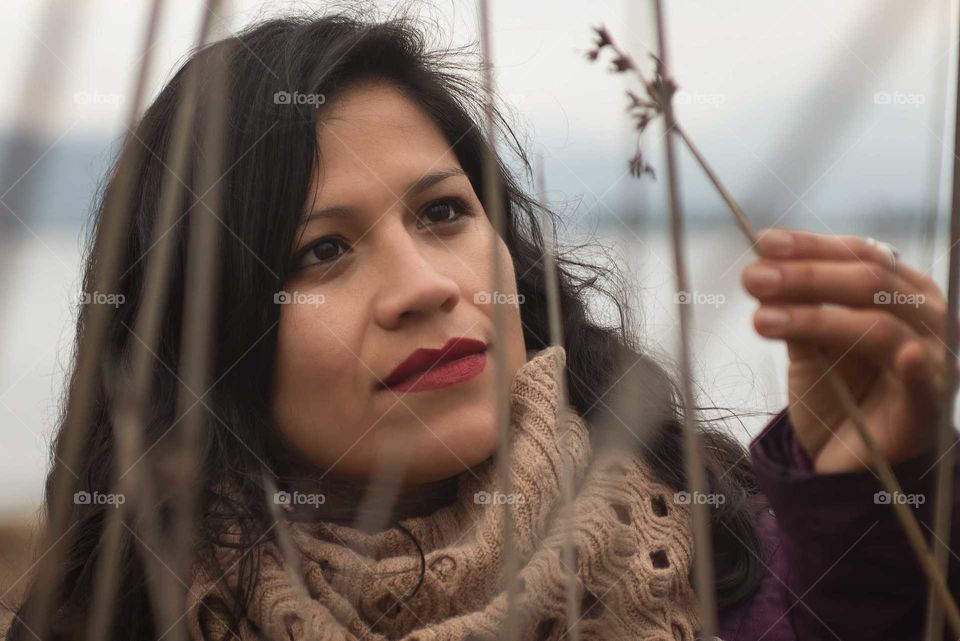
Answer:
[378,337,488,393]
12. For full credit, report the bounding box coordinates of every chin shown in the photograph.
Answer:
[402,422,498,483]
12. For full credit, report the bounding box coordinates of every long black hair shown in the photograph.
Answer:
[5,5,764,640]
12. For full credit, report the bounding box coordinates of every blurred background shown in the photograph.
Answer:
[1,0,958,616]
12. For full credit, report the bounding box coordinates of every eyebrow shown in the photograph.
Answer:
[300,167,467,226]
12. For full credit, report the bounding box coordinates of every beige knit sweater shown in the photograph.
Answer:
[185,345,701,640]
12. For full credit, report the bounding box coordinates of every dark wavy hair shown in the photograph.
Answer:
[5,5,765,640]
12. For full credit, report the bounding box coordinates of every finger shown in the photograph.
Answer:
[786,340,818,362]
[741,258,947,340]
[753,304,925,373]
[895,340,950,438]
[895,340,944,404]
[755,227,941,297]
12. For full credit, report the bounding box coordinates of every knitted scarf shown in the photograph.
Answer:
[185,344,702,641]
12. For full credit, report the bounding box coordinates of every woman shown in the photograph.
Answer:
[4,8,959,641]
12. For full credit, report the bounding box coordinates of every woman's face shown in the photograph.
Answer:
[271,80,528,485]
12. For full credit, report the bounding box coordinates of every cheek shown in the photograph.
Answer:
[457,222,520,297]
[463,231,527,369]
[271,300,363,463]
[497,239,520,294]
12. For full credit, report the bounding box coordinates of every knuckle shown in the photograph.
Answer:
[868,316,901,347]
[927,341,945,366]
[925,299,947,328]
[791,261,815,288]
[875,266,897,293]
[796,305,819,330]
[850,236,876,261]
[917,273,940,296]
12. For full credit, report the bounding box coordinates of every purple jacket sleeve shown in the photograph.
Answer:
[720,406,960,641]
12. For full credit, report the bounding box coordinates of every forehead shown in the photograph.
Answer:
[311,81,461,196]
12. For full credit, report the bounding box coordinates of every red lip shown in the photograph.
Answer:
[379,337,488,390]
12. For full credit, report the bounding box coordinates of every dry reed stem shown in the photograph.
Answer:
[477,2,522,639]
[651,2,718,637]
[922,5,960,634]
[86,4,224,641]
[168,13,232,617]
[534,154,582,641]
[21,2,166,640]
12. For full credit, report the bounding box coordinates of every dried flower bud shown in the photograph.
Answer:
[628,151,655,179]
[626,94,658,113]
[634,113,652,131]
[646,74,678,112]
[611,55,634,73]
[592,25,613,49]
[587,26,658,182]
[662,77,677,100]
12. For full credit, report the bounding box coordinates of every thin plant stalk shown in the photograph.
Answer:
[923,3,960,635]
[351,443,413,536]
[535,153,582,641]
[82,0,168,633]
[95,3,224,640]
[168,20,232,602]
[261,473,315,605]
[477,2,521,638]
[651,1,718,636]
[19,2,161,639]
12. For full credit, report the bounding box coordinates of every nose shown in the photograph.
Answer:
[372,226,460,329]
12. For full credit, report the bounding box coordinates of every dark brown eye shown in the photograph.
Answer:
[417,197,471,228]
[296,237,347,270]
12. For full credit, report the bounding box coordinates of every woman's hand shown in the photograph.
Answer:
[741,228,954,474]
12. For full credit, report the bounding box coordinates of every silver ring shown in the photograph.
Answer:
[865,236,899,272]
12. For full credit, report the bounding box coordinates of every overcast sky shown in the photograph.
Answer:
[0,0,955,221]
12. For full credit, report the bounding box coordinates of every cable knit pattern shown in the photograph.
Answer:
[185,345,702,640]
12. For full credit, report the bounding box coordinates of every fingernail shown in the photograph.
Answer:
[758,229,794,257]
[744,264,782,295]
[756,307,789,335]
